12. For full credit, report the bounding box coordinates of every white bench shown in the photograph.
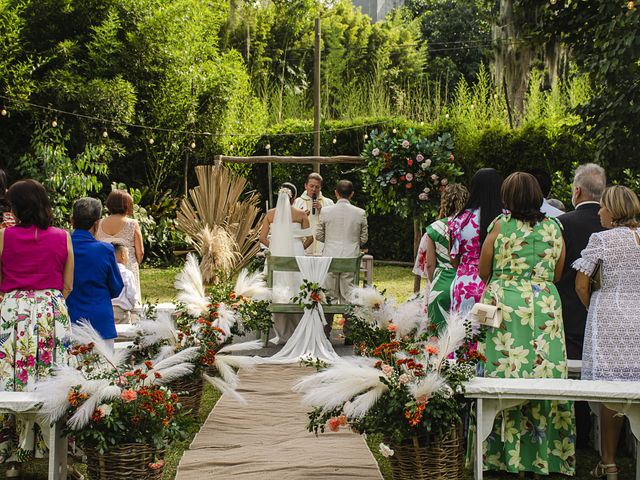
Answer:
[465,377,640,480]
[0,392,67,479]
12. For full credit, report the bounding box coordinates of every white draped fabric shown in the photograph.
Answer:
[267,256,340,364]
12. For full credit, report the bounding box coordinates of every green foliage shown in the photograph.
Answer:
[17,125,108,224]
[360,129,462,222]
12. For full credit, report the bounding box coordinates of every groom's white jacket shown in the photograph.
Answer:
[316,198,368,258]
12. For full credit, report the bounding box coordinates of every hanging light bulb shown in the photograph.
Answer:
[148,137,155,145]
[265,142,271,150]
[332,137,337,144]
[190,140,196,149]
[51,119,58,128]
[102,128,109,138]
[364,133,369,140]
[392,128,397,134]
[420,121,424,126]
[229,143,234,151]
[0,108,7,117]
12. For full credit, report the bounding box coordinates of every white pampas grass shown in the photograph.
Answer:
[343,383,388,418]
[391,298,424,339]
[136,316,180,348]
[71,320,129,368]
[212,303,236,338]
[175,254,209,317]
[408,371,446,402]
[36,365,87,423]
[152,364,195,385]
[233,269,271,301]
[349,286,387,310]
[433,311,469,371]
[151,347,201,371]
[294,356,388,415]
[217,340,263,354]
[67,381,122,430]
[203,373,247,405]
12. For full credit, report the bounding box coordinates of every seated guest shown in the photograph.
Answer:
[478,172,575,477]
[413,183,469,331]
[547,198,566,212]
[527,167,564,217]
[574,185,640,480]
[0,179,73,468]
[66,198,123,348]
[112,243,138,324]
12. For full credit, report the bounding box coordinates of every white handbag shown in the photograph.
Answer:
[469,303,502,328]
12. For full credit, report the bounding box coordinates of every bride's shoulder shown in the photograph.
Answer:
[291,206,306,217]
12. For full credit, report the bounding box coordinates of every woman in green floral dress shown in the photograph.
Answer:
[477,172,575,476]
[414,184,469,331]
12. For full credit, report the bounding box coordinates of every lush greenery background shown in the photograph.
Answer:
[0,0,638,263]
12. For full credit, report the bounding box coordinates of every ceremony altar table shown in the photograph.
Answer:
[0,392,67,479]
[465,377,640,480]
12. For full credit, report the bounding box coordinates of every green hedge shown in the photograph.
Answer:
[240,117,593,262]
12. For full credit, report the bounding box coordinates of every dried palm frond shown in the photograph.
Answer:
[174,254,208,317]
[196,225,240,284]
[176,165,264,276]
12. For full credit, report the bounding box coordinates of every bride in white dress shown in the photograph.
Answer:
[259,183,313,342]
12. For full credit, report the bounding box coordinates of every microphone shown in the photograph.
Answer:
[311,193,317,215]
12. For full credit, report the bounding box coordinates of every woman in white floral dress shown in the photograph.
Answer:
[575,185,640,480]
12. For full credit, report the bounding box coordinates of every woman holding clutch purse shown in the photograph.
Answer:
[574,185,640,480]
[477,172,575,477]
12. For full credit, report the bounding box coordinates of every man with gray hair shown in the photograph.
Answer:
[66,197,123,348]
[557,162,607,448]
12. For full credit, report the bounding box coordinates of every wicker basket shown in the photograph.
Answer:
[85,444,164,480]
[169,373,204,414]
[388,428,464,480]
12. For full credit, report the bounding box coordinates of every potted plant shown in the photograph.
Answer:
[295,286,484,480]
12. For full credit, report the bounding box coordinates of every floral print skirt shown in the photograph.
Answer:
[0,289,71,463]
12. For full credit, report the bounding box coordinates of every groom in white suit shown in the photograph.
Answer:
[316,180,368,341]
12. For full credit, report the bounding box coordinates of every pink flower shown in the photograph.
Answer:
[149,460,165,470]
[40,350,51,366]
[17,369,28,384]
[416,154,424,162]
[418,192,429,201]
[402,140,410,148]
[389,178,397,185]
[405,173,414,182]
[26,355,35,367]
[327,417,341,432]
[387,324,397,332]
[399,374,411,384]
[372,148,380,157]
[425,159,432,167]
[450,153,455,162]
[381,364,394,376]
[121,390,138,402]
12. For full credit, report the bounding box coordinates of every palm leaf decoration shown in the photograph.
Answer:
[176,165,263,283]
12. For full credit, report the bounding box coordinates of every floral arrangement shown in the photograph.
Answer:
[290,279,332,311]
[361,129,463,220]
[36,322,199,454]
[295,286,483,450]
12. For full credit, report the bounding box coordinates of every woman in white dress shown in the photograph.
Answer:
[574,185,640,480]
[259,183,313,343]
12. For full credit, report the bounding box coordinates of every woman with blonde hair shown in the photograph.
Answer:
[413,183,469,331]
[574,185,640,480]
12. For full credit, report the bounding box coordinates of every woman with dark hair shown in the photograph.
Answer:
[0,180,74,467]
[477,172,574,477]
[413,183,469,331]
[0,169,14,228]
[96,189,144,302]
[448,168,503,314]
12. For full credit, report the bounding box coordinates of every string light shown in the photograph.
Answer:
[51,118,58,128]
[420,121,424,126]
[0,108,7,117]
[148,137,155,145]
[265,142,271,150]
[332,137,337,144]
[392,128,397,134]
[190,140,196,149]
[364,133,369,140]
[102,128,109,138]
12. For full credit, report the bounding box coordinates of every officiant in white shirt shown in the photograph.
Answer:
[294,172,334,255]
[317,179,368,343]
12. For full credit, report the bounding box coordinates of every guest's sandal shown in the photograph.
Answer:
[591,462,618,480]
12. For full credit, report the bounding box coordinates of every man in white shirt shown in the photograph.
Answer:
[293,172,334,255]
[528,168,564,217]
[112,243,138,323]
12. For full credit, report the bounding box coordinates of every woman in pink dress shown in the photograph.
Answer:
[449,168,502,314]
[96,189,144,303]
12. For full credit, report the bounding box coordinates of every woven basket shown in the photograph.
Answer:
[85,444,164,480]
[388,428,464,480]
[169,373,204,414]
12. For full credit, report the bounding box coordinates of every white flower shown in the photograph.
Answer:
[455,384,464,394]
[401,140,410,148]
[97,404,113,417]
[399,373,411,384]
[431,174,438,181]
[425,159,432,167]
[441,178,448,186]
[441,385,453,398]
[421,162,429,170]
[416,154,424,162]
[379,443,395,458]
[418,192,428,201]
[423,187,430,193]
[372,148,380,157]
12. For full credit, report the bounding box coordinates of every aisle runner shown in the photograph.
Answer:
[176,364,383,480]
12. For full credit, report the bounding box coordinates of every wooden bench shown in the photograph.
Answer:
[0,392,67,479]
[265,254,362,315]
[464,377,640,480]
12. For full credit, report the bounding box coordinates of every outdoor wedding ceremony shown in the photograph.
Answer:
[0,0,638,479]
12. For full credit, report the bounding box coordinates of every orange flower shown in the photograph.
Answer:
[387,324,397,332]
[425,345,439,355]
[327,417,341,432]
[144,361,154,369]
[338,415,347,426]
[154,372,162,379]
[121,390,138,402]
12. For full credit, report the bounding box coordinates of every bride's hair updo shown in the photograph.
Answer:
[279,182,297,204]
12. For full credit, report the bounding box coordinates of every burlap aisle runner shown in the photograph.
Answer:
[176,364,383,480]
